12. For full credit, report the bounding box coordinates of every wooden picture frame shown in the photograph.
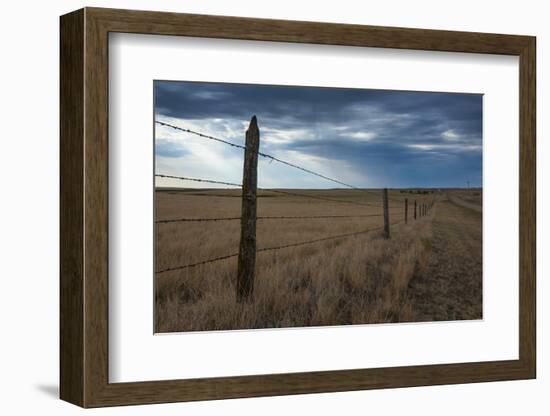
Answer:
[60,7,536,408]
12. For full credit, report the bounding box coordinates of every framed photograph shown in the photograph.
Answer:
[60,7,536,407]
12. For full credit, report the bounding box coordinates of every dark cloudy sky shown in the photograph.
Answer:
[154,81,482,189]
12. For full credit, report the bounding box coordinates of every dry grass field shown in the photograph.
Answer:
[154,188,482,332]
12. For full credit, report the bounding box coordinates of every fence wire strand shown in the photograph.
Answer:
[160,227,381,274]
[156,120,379,193]
[155,174,242,188]
[155,252,240,274]
[261,188,383,208]
[155,174,394,209]
[156,222,405,274]
[156,213,385,224]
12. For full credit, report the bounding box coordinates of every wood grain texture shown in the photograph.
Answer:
[59,8,84,406]
[88,7,532,54]
[59,7,537,408]
[519,38,536,376]
[84,8,110,406]
[236,116,260,302]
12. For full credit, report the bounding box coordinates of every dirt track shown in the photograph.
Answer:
[447,192,482,213]
[405,197,482,321]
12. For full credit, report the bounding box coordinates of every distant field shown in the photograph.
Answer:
[154,188,482,332]
[447,189,483,213]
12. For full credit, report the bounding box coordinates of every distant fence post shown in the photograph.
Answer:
[383,188,390,239]
[404,198,408,224]
[236,116,260,302]
[414,200,417,220]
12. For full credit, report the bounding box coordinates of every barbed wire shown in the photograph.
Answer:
[156,120,246,151]
[155,174,242,188]
[261,188,384,208]
[164,187,414,205]
[155,251,240,274]
[154,121,427,276]
[161,192,241,198]
[156,213,385,224]
[157,216,241,223]
[156,120,378,193]
[155,222,404,274]
[156,220,406,273]
[256,225,385,254]
[256,153,368,193]
[155,174,391,209]
[258,219,404,255]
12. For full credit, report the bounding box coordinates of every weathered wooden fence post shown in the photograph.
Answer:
[404,198,408,224]
[236,116,260,302]
[414,200,417,220]
[383,188,390,239]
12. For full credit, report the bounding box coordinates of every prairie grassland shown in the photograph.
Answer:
[154,189,480,332]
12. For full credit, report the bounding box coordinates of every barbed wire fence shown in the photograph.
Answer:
[156,120,382,194]
[154,116,435,301]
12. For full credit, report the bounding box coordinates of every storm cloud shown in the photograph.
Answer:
[154,80,482,189]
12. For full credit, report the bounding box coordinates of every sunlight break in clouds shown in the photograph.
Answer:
[441,129,460,140]
[345,131,377,141]
[154,81,483,188]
